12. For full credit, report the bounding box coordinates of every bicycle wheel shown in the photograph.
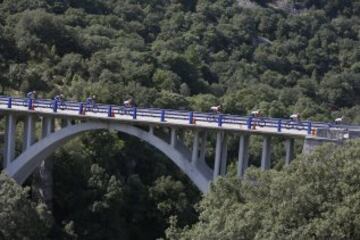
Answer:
[117,107,124,115]
[92,106,99,113]
[59,102,66,110]
[295,122,305,130]
[284,121,294,129]
[258,118,266,127]
[206,115,217,123]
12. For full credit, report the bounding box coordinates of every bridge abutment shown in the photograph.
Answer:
[302,137,341,155]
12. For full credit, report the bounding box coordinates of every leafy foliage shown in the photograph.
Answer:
[168,140,360,239]
[0,172,51,240]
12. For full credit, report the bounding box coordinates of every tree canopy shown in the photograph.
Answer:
[167,140,360,240]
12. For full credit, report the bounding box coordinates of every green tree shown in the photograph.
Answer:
[0,172,51,240]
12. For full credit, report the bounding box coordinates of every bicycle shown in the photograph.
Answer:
[85,103,99,113]
[121,107,135,116]
[206,114,219,123]
[252,117,267,127]
[23,98,36,108]
[284,120,306,130]
[50,100,66,110]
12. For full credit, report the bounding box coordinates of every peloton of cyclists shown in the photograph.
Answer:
[18,93,348,129]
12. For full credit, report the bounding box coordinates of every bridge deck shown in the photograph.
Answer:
[0,96,351,139]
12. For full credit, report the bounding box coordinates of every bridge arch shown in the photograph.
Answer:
[5,121,212,193]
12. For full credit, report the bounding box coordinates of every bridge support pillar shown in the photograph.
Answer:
[237,134,250,177]
[285,138,295,165]
[170,128,176,147]
[220,134,228,176]
[199,132,207,163]
[261,135,271,170]
[23,115,36,151]
[4,114,16,168]
[41,117,53,137]
[191,130,199,164]
[213,131,223,179]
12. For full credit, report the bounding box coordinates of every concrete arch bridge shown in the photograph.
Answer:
[0,96,356,195]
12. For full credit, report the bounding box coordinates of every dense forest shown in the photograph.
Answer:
[1,0,360,239]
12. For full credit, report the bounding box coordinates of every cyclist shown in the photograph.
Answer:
[335,116,343,125]
[86,95,96,110]
[54,94,64,102]
[250,110,261,117]
[54,94,65,109]
[250,110,266,127]
[210,105,222,114]
[124,98,136,108]
[290,113,301,122]
[26,90,37,99]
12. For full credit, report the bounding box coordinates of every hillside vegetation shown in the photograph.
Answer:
[0,0,360,239]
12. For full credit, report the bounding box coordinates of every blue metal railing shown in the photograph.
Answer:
[0,95,353,134]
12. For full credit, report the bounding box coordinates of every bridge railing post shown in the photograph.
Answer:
[161,110,165,122]
[108,105,114,117]
[79,103,84,115]
[189,111,194,124]
[218,114,223,127]
[247,117,252,129]
[7,97,12,108]
[277,119,282,132]
[132,107,137,119]
[53,100,58,113]
[307,121,312,135]
[28,98,33,110]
